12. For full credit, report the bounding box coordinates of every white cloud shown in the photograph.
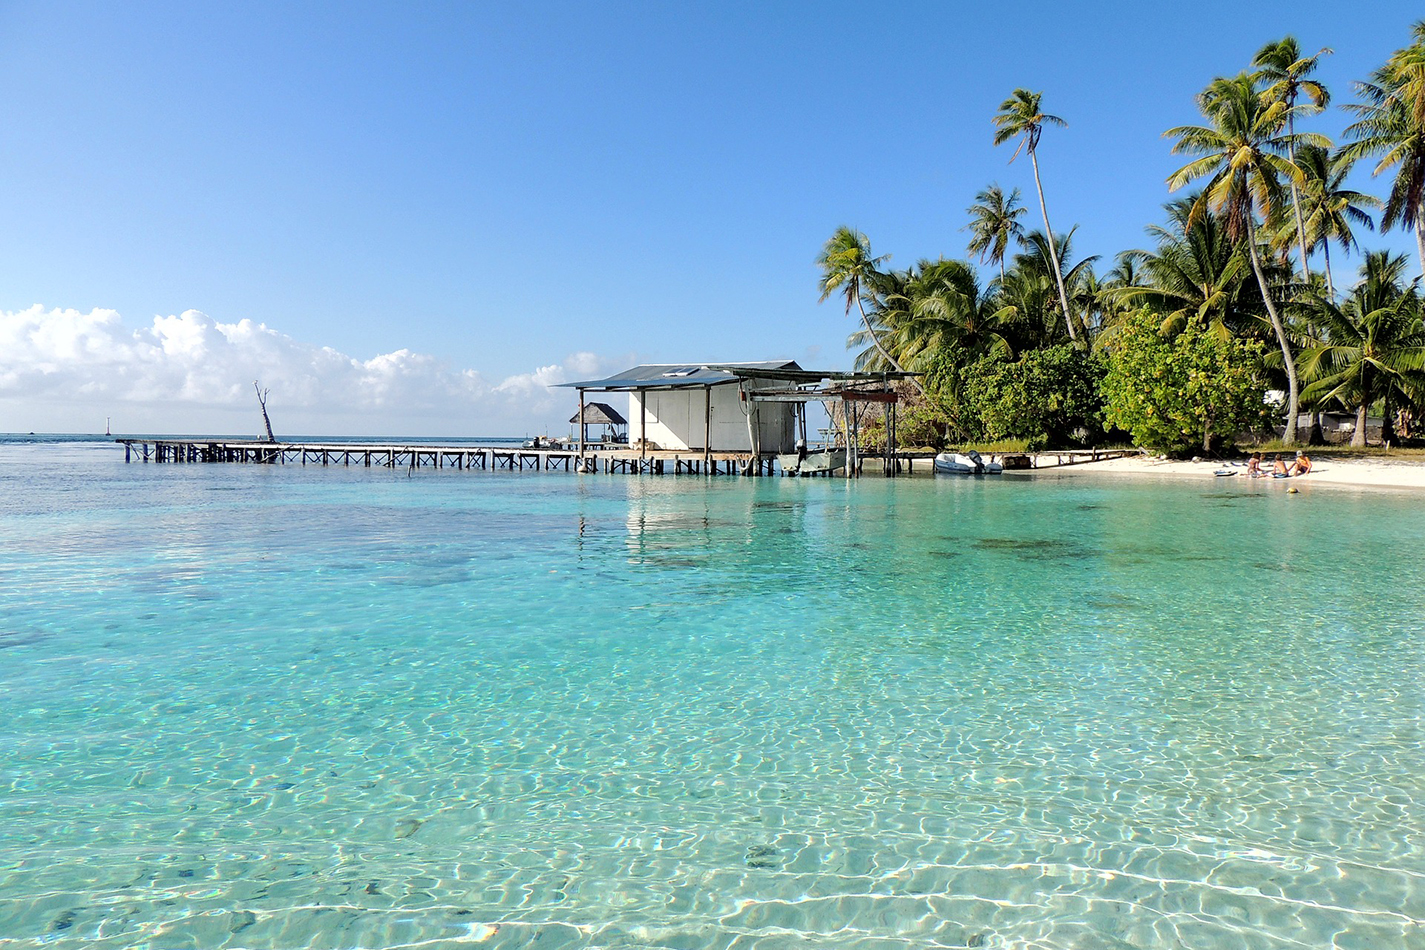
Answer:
[0,306,629,436]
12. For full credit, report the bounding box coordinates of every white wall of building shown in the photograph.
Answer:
[629,382,796,452]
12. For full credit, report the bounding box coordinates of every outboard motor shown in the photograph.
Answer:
[967,450,985,475]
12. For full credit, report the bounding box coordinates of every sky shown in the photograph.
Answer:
[0,0,1420,436]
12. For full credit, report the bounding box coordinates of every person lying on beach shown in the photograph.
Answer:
[1290,451,1312,476]
[1247,453,1264,477]
[1273,455,1289,476]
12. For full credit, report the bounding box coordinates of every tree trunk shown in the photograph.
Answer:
[1029,150,1076,342]
[1416,217,1425,280]
[1352,401,1368,447]
[255,382,276,443]
[1308,411,1325,446]
[1322,241,1334,300]
[1287,116,1311,282]
[1201,414,1213,453]
[1246,218,1298,445]
[1381,392,1396,445]
[855,294,925,396]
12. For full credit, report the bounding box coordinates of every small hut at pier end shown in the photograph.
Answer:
[570,401,628,444]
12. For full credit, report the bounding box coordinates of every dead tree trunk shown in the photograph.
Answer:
[255,381,276,443]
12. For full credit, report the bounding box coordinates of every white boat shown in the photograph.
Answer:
[778,447,847,476]
[933,450,1003,475]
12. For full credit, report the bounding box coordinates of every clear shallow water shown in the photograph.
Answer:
[1,444,1423,950]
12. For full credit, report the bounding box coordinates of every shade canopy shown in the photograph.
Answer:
[569,402,628,426]
[561,360,918,392]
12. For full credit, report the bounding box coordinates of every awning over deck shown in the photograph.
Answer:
[561,361,918,393]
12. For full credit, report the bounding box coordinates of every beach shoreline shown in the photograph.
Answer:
[1037,453,1425,489]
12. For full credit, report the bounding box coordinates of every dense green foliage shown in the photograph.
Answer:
[965,345,1106,449]
[1103,312,1268,453]
[816,22,1425,452]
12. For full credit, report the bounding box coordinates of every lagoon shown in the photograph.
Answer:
[1,441,1423,949]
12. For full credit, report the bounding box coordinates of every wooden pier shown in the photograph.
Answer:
[115,439,1140,477]
[116,439,779,476]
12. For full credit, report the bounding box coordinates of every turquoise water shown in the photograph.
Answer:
[2,443,1423,950]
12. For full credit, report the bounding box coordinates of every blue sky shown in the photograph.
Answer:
[0,1,1419,435]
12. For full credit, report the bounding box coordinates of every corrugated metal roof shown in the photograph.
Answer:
[560,361,803,390]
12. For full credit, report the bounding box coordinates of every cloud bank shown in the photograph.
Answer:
[0,306,623,436]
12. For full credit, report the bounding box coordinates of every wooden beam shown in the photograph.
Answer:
[577,388,585,467]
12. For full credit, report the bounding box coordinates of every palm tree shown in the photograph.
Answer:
[1110,196,1254,338]
[990,260,1059,354]
[964,184,1027,281]
[1342,21,1425,276]
[992,89,1076,340]
[816,227,907,377]
[1291,145,1380,297]
[1012,229,1100,342]
[1166,72,1322,444]
[1298,252,1425,445]
[850,259,1009,370]
[1253,37,1332,279]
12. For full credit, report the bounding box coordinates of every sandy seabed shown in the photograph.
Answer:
[1045,453,1425,490]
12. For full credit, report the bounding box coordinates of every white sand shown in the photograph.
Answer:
[1036,453,1425,490]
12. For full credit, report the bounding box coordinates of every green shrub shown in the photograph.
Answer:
[1102,309,1267,454]
[963,344,1107,449]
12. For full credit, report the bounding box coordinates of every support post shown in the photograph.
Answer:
[841,397,851,480]
[577,388,586,470]
[703,385,712,471]
[883,400,891,476]
[640,392,648,463]
[890,399,898,475]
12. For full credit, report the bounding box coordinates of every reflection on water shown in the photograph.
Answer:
[1,444,1424,949]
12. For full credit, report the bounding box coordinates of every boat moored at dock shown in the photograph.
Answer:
[933,450,1004,476]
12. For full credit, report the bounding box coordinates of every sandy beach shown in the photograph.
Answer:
[1044,452,1425,489]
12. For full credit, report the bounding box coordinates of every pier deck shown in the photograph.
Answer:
[116,439,782,475]
[115,439,1139,476]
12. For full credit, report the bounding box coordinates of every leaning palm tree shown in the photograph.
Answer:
[992,89,1075,340]
[1253,37,1332,279]
[1291,144,1380,297]
[850,259,1010,370]
[1166,72,1322,444]
[964,184,1027,281]
[1342,21,1425,276]
[1298,251,1425,445]
[907,259,1012,362]
[1014,228,1100,342]
[817,227,901,370]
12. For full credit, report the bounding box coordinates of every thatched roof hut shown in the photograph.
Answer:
[569,402,627,426]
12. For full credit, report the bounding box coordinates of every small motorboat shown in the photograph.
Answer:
[778,445,847,476]
[933,450,1003,475]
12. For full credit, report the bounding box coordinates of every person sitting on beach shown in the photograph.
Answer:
[1272,455,1289,476]
[1289,451,1312,476]
[1247,453,1263,477]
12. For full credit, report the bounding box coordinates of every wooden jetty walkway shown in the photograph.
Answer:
[116,439,780,475]
[115,439,1140,477]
